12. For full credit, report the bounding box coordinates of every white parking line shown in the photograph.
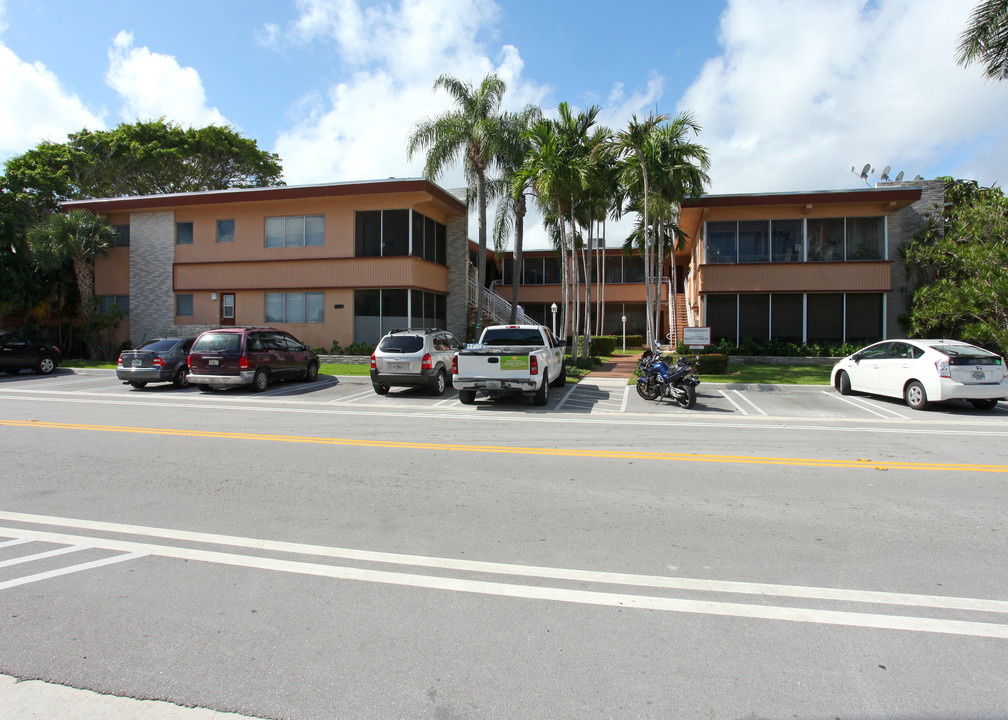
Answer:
[823,391,907,419]
[620,385,630,413]
[732,390,768,416]
[330,389,376,403]
[0,552,148,591]
[0,538,33,549]
[718,389,749,415]
[0,543,91,568]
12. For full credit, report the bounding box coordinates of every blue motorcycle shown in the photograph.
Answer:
[636,351,699,409]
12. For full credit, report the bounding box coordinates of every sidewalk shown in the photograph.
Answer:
[584,354,641,379]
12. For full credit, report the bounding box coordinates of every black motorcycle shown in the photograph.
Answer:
[636,351,700,409]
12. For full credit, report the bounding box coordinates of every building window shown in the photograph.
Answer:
[176,294,193,316]
[217,219,235,243]
[739,293,770,340]
[176,222,194,245]
[846,217,885,260]
[845,293,883,343]
[410,210,448,265]
[98,295,129,314]
[738,221,769,263]
[770,294,803,343]
[806,293,844,341]
[706,221,737,263]
[770,219,803,262]
[807,219,845,262]
[113,225,130,247]
[264,292,324,323]
[410,289,447,329]
[265,215,324,248]
[353,289,413,343]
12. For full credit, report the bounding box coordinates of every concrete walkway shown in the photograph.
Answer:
[585,354,641,379]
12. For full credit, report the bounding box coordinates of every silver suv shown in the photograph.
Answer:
[370,328,461,396]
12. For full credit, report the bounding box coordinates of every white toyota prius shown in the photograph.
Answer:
[831,339,1008,411]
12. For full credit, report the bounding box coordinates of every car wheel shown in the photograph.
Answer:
[198,384,215,393]
[904,380,929,410]
[303,362,319,382]
[431,369,447,396]
[836,370,852,396]
[551,361,567,387]
[36,355,56,374]
[252,368,270,392]
[373,383,390,395]
[970,399,999,410]
[533,376,549,406]
[172,368,189,388]
[458,389,476,405]
[129,381,148,388]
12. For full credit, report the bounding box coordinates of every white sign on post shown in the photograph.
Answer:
[682,326,711,349]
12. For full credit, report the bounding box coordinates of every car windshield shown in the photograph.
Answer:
[138,339,180,352]
[192,333,241,354]
[378,336,423,353]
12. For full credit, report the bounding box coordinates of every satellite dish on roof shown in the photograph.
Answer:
[880,165,891,181]
[914,174,923,181]
[860,163,871,179]
[894,171,904,182]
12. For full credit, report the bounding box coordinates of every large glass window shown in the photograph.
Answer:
[622,256,645,283]
[98,295,130,314]
[524,257,545,284]
[383,210,409,256]
[807,219,844,261]
[543,256,562,284]
[264,292,324,323]
[846,217,885,260]
[807,293,844,342]
[707,221,737,263]
[771,219,803,262]
[355,211,382,256]
[410,289,447,328]
[354,289,413,343]
[605,256,623,284]
[409,211,447,265]
[265,215,324,248]
[738,221,769,263]
[176,222,193,245]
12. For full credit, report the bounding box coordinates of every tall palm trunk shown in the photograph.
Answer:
[475,170,488,334]
[509,194,526,324]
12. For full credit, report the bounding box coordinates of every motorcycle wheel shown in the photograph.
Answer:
[675,383,696,409]
[636,378,660,401]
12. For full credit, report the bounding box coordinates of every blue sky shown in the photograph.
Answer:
[2,0,1006,248]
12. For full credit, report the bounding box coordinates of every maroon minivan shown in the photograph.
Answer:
[187,327,319,392]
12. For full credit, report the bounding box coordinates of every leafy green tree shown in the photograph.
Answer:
[491,105,542,323]
[957,0,1008,80]
[408,74,508,335]
[904,178,1008,354]
[27,210,118,358]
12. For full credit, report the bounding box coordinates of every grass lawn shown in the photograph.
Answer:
[700,363,833,385]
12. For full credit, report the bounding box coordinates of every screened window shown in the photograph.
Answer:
[738,221,769,263]
[739,294,770,340]
[176,222,194,245]
[707,221,737,263]
[845,293,883,343]
[264,292,324,323]
[410,289,446,329]
[807,219,844,261]
[113,225,130,247]
[605,256,623,284]
[770,294,803,343]
[707,294,737,343]
[524,257,545,284]
[807,293,844,341]
[543,256,562,283]
[383,210,409,256]
[771,219,803,262]
[622,256,645,283]
[846,217,885,260]
[98,295,129,314]
[217,219,235,243]
[176,294,193,316]
[355,211,382,256]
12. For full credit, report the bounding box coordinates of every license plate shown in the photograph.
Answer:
[209,359,219,367]
[131,359,142,367]
[390,362,405,372]
[972,371,986,380]
[486,380,501,389]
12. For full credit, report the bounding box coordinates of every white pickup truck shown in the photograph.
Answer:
[451,324,567,405]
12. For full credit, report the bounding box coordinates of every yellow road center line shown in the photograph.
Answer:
[3,419,1006,473]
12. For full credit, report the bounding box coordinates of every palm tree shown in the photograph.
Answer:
[28,209,118,357]
[957,0,1008,80]
[408,73,507,336]
[491,105,542,323]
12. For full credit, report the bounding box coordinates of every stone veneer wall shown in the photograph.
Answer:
[445,189,469,342]
[881,179,945,337]
[128,210,176,345]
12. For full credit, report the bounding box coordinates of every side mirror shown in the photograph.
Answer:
[852,352,862,363]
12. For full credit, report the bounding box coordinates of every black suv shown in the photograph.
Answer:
[370,328,461,395]
[187,327,319,392]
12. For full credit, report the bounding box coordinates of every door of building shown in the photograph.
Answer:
[221,293,235,326]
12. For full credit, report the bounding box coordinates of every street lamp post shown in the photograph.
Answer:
[551,302,558,336]
[621,315,627,353]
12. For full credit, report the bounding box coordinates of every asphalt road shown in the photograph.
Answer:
[1,370,1007,719]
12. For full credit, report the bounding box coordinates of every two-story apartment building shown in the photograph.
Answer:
[63,178,469,350]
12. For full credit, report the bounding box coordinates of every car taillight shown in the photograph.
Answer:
[117,355,124,366]
[421,353,432,370]
[239,356,250,370]
[187,355,192,368]
[370,352,376,370]
[530,356,539,375]
[936,360,951,378]
[152,357,163,368]
[452,354,458,374]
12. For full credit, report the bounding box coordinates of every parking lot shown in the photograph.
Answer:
[0,368,1004,422]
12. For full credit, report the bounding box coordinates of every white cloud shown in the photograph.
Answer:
[0,44,105,160]
[105,30,228,128]
[680,0,1008,193]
